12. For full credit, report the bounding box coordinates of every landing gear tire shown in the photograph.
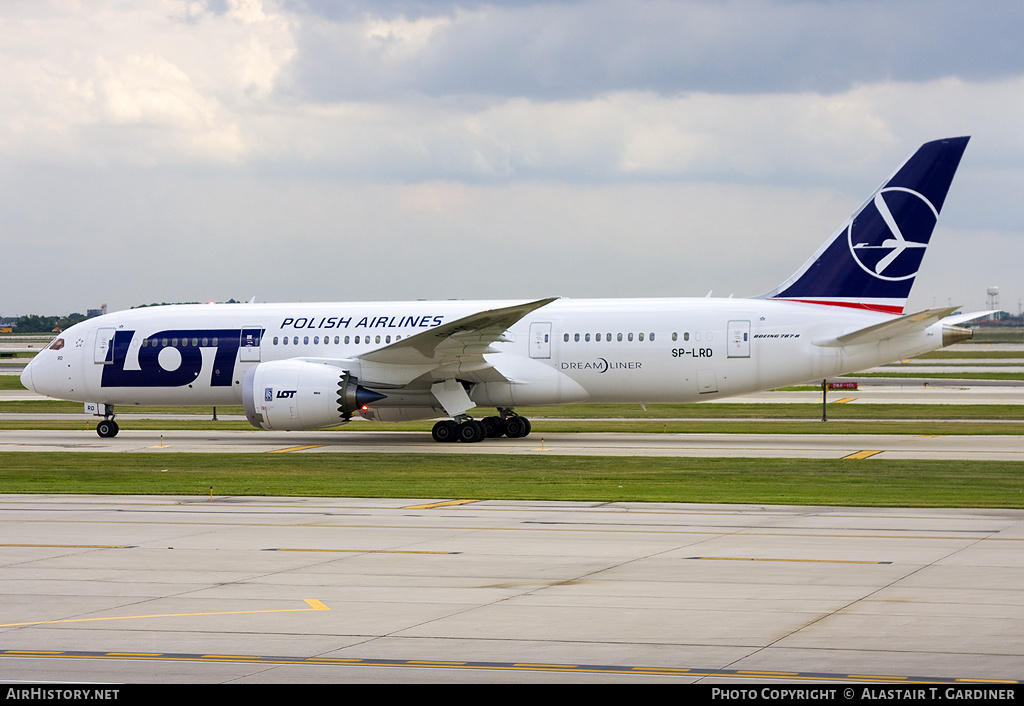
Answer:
[457,420,486,443]
[481,416,503,438]
[96,420,119,438]
[431,420,459,443]
[501,416,531,438]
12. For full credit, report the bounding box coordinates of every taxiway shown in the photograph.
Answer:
[0,495,1021,684]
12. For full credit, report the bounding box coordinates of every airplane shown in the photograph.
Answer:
[21,136,985,443]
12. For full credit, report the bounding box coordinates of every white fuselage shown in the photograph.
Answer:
[23,297,945,414]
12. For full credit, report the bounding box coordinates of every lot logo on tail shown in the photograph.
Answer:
[848,187,939,282]
[761,137,969,314]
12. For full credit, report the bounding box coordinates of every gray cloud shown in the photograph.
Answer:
[1,0,1021,317]
[281,0,1024,101]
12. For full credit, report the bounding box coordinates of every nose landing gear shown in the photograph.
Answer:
[90,403,119,438]
[96,418,119,438]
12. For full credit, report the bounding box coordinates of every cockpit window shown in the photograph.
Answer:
[48,338,65,351]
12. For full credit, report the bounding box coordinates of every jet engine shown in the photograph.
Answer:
[242,360,385,431]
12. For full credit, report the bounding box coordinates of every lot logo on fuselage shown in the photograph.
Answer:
[100,328,258,388]
[848,187,938,282]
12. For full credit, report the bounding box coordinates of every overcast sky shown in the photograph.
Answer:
[3,0,1022,316]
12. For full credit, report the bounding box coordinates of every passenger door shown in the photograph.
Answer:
[529,322,552,359]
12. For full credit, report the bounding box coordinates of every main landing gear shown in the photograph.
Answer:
[430,410,532,443]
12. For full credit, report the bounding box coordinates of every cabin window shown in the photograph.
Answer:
[585,333,591,342]
[564,334,569,342]
[638,333,644,342]
[650,333,655,341]
[273,337,279,345]
[627,333,633,341]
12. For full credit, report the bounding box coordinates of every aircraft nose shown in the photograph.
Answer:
[20,358,36,393]
[20,344,63,398]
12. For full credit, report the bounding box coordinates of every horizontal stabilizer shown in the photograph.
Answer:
[813,306,959,347]
[941,310,996,326]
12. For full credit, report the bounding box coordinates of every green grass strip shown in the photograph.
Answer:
[856,371,1024,381]
[0,376,28,391]
[1,452,1022,507]
[915,350,1024,359]
[515,403,1024,420]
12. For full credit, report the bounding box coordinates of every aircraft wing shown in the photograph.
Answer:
[354,297,558,384]
[813,306,960,348]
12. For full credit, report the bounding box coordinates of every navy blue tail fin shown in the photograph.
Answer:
[761,137,969,314]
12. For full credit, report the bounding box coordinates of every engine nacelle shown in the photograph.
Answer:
[242,360,385,431]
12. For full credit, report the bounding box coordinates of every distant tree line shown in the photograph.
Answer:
[5,300,242,333]
[131,299,241,308]
[11,313,88,333]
